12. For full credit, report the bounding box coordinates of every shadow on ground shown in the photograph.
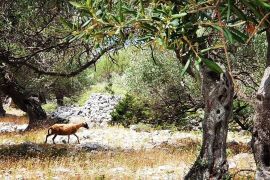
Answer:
[0,142,112,159]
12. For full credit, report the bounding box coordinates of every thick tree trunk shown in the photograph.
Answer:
[251,31,270,179]
[185,66,234,179]
[55,92,64,106]
[38,91,47,104]
[0,66,47,129]
[0,96,6,117]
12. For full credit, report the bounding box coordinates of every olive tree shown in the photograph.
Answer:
[0,0,119,129]
[67,0,270,178]
[64,0,236,178]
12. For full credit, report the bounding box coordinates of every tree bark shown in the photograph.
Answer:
[38,91,47,104]
[251,30,270,179]
[55,92,64,106]
[0,65,47,129]
[185,66,234,179]
[0,96,6,117]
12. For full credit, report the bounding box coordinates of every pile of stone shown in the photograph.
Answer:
[51,106,80,120]
[51,93,122,128]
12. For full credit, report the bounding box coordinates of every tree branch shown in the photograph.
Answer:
[1,44,121,77]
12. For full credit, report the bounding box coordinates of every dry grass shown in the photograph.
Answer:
[0,109,255,179]
[0,128,256,179]
[0,115,45,144]
[0,114,198,179]
[0,114,28,124]
[4,107,26,116]
[0,142,198,179]
[0,129,46,144]
[0,107,27,124]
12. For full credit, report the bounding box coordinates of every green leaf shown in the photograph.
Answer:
[227,0,232,21]
[69,35,78,42]
[123,7,137,16]
[136,36,152,42]
[86,0,92,8]
[96,10,102,16]
[200,45,223,54]
[223,28,233,43]
[119,0,124,22]
[111,15,121,24]
[231,4,246,21]
[212,25,234,44]
[157,38,165,46]
[230,32,245,43]
[140,22,158,32]
[170,19,179,27]
[82,19,91,28]
[229,28,248,42]
[195,57,202,71]
[181,59,191,76]
[171,13,187,19]
[69,1,86,9]
[254,0,270,9]
[140,0,145,16]
[212,25,223,32]
[203,59,223,74]
[60,17,73,29]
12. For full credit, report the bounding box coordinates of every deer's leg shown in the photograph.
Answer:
[52,134,57,144]
[45,134,53,143]
[74,134,80,144]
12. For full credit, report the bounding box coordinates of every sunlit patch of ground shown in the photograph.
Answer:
[0,108,256,179]
[0,128,256,179]
[0,114,28,125]
[4,107,26,116]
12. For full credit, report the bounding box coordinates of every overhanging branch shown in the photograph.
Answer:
[1,43,122,77]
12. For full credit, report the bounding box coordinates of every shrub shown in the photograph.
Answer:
[42,103,57,113]
[119,48,202,128]
[110,94,153,127]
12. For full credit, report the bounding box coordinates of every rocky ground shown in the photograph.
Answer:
[0,124,255,179]
[0,93,255,179]
[0,122,250,149]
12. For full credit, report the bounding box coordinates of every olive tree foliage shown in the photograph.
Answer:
[0,0,120,77]
[68,0,270,178]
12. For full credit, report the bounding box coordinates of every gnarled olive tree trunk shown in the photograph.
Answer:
[55,91,64,106]
[0,95,6,117]
[185,66,234,179]
[251,30,270,179]
[0,65,47,130]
